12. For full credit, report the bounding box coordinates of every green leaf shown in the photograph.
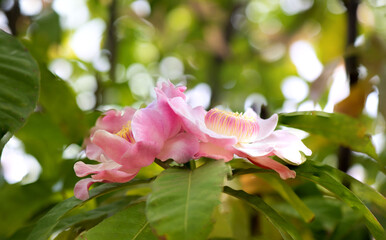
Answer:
[28,11,62,60]
[0,30,39,150]
[38,67,88,142]
[27,180,151,240]
[311,163,386,214]
[146,160,227,240]
[15,113,69,179]
[223,186,301,240]
[259,174,315,222]
[278,111,379,162]
[295,161,385,240]
[209,194,250,240]
[54,196,137,232]
[86,202,157,240]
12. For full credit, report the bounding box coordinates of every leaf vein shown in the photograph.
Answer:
[184,171,192,232]
[132,221,149,240]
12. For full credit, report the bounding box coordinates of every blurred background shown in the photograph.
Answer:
[0,0,385,239]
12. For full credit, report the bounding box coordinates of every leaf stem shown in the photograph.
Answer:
[154,159,170,169]
[189,160,196,170]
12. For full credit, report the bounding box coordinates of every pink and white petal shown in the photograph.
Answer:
[233,142,274,157]
[95,107,136,133]
[91,168,139,182]
[264,130,312,158]
[273,147,307,165]
[157,132,199,164]
[194,142,235,162]
[92,130,131,162]
[74,178,103,201]
[254,114,279,141]
[243,108,259,120]
[247,155,296,179]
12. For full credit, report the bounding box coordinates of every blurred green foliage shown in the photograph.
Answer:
[0,0,385,239]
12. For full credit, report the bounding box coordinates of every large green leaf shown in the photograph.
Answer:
[0,30,39,150]
[295,161,385,239]
[223,186,301,240]
[146,160,227,240]
[27,180,151,240]
[278,111,379,162]
[86,202,157,240]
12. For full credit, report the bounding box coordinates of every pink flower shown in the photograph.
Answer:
[166,97,312,179]
[74,82,199,200]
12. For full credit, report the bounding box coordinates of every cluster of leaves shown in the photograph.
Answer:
[0,0,386,239]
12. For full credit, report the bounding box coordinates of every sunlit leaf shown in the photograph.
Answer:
[223,186,301,240]
[146,160,227,240]
[86,202,157,240]
[278,111,380,163]
[27,180,151,240]
[0,30,39,150]
[334,80,374,117]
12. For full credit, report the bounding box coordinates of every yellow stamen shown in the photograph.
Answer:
[115,121,135,143]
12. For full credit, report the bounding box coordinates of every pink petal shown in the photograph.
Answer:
[131,107,180,147]
[156,80,186,100]
[157,132,199,164]
[74,159,121,177]
[74,161,98,177]
[96,107,136,133]
[91,168,139,182]
[85,140,104,161]
[92,130,131,163]
[247,155,296,179]
[194,142,235,162]
[74,178,102,201]
[92,130,159,168]
[119,141,160,168]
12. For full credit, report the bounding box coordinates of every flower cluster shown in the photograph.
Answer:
[74,81,311,200]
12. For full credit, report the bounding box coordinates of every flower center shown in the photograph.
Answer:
[115,121,135,143]
[204,108,259,143]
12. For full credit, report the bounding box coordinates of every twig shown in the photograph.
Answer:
[106,0,118,82]
[338,0,360,173]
